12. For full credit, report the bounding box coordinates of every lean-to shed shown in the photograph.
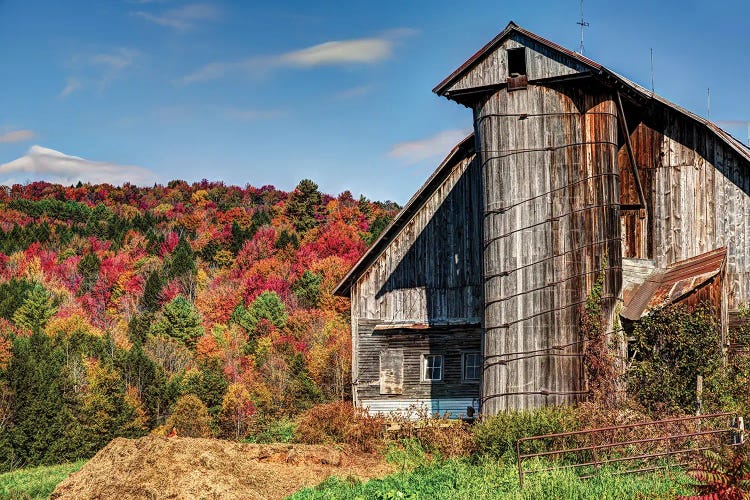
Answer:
[335,22,750,416]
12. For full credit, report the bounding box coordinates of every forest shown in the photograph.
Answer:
[0,178,398,471]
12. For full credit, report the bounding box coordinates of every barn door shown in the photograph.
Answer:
[379,348,404,395]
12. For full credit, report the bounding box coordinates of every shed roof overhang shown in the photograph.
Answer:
[620,247,727,321]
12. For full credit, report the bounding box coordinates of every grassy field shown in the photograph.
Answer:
[290,455,696,500]
[0,461,85,499]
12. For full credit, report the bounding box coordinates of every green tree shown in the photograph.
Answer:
[168,236,196,279]
[12,284,56,334]
[292,271,322,308]
[140,272,164,314]
[150,296,204,348]
[77,251,101,294]
[285,179,322,234]
[231,291,287,335]
[0,278,34,321]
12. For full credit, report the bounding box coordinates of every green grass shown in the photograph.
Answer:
[0,461,85,500]
[289,455,696,500]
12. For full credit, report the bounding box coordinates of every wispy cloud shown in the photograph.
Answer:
[134,3,220,31]
[334,85,373,100]
[65,48,139,93]
[59,78,82,98]
[181,29,417,84]
[222,108,286,121]
[0,146,159,186]
[0,130,35,144]
[389,129,472,165]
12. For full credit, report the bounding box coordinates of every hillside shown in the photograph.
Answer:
[0,179,398,471]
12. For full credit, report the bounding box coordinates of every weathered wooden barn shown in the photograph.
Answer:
[334,22,750,416]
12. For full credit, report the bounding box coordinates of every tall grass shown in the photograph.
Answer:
[0,461,85,499]
[289,457,695,499]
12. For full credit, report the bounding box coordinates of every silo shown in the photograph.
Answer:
[475,84,621,413]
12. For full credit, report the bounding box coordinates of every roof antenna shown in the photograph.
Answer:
[707,88,711,121]
[577,0,590,54]
[650,48,654,95]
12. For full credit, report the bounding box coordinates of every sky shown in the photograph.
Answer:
[1,0,749,203]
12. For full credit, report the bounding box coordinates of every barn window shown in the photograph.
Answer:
[422,354,443,382]
[462,352,481,382]
[507,47,527,77]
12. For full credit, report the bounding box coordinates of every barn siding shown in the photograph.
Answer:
[352,154,483,323]
[445,33,589,94]
[354,319,481,413]
[623,108,750,312]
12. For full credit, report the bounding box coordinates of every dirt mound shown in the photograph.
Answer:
[51,436,392,499]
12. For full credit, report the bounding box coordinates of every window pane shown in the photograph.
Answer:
[464,352,481,381]
[424,355,443,381]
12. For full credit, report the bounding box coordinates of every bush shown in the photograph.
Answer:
[294,402,385,453]
[387,411,475,458]
[472,406,579,459]
[165,394,213,438]
[626,303,722,415]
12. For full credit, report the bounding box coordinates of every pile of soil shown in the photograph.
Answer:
[51,436,393,499]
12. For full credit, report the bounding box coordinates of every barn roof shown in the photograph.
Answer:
[434,22,750,164]
[333,133,475,297]
[334,23,749,299]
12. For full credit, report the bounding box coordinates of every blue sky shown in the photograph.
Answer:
[1,0,749,203]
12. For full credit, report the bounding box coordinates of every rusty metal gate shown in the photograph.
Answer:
[516,412,744,488]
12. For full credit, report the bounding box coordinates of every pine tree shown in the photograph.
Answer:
[285,179,323,234]
[169,236,196,278]
[77,251,101,294]
[12,284,56,334]
[150,296,204,348]
[139,272,164,313]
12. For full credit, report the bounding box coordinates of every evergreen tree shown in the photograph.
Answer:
[292,271,322,308]
[12,284,56,334]
[0,279,34,321]
[139,272,164,314]
[77,251,101,295]
[3,331,70,469]
[150,296,204,348]
[285,179,322,234]
[168,236,196,278]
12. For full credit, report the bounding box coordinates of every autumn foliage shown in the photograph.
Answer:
[0,179,397,470]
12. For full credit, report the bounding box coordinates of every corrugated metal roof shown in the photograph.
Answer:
[620,247,726,321]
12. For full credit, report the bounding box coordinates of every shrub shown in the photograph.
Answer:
[294,401,385,453]
[387,411,475,458]
[683,443,750,499]
[472,405,579,459]
[626,303,722,415]
[165,394,213,438]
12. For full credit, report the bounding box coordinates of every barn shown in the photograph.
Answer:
[334,22,750,417]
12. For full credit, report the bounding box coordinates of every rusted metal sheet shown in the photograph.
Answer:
[621,247,726,321]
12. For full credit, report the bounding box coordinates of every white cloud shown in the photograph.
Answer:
[389,129,473,165]
[135,3,220,31]
[0,130,35,144]
[0,146,159,186]
[181,29,416,84]
[59,78,82,98]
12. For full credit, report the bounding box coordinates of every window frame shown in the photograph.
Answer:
[461,351,482,383]
[507,47,527,77]
[421,353,444,382]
